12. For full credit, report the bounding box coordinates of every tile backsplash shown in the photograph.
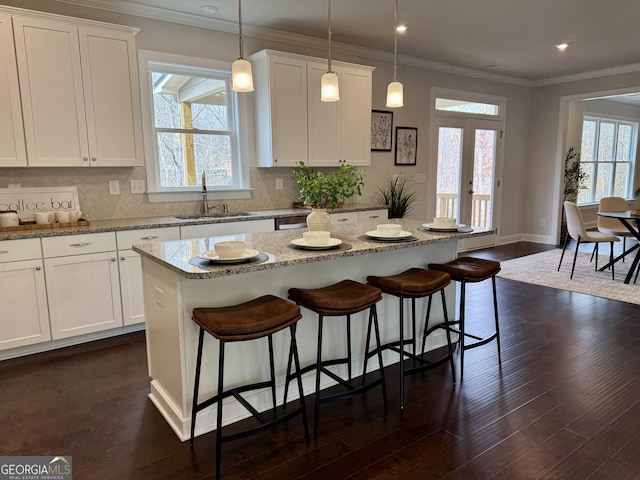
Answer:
[0,166,302,220]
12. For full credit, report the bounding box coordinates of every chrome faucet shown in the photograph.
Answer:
[201,172,228,214]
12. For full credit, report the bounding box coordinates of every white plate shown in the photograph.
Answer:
[198,248,260,263]
[365,230,413,240]
[290,238,342,250]
[423,223,466,232]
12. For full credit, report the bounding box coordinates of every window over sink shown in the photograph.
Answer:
[138,50,251,202]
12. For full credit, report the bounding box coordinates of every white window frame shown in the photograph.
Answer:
[578,112,638,205]
[138,50,252,202]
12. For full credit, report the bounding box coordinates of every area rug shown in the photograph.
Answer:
[497,248,640,305]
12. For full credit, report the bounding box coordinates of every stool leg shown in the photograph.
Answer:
[362,309,374,380]
[492,276,502,362]
[190,327,205,446]
[371,304,388,415]
[420,295,433,355]
[282,342,293,413]
[290,324,310,442]
[459,281,466,382]
[347,314,352,382]
[268,335,277,415]
[411,298,417,363]
[399,295,405,410]
[215,340,226,480]
[314,314,324,440]
[440,289,456,381]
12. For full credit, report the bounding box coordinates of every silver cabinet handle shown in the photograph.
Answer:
[35,266,41,271]
[0,250,8,254]
[140,235,159,240]
[83,157,89,162]
[69,242,92,247]
[337,218,348,222]
[368,215,380,219]
[120,256,126,261]
[111,257,116,262]
[91,157,97,162]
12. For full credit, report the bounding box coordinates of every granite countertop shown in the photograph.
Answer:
[133,220,494,279]
[0,205,383,241]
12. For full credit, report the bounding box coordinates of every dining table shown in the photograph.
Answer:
[597,210,640,284]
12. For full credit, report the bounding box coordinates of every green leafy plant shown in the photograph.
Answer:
[292,162,364,210]
[375,175,418,218]
[563,146,588,202]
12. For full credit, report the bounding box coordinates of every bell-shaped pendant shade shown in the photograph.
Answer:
[232,58,254,92]
[321,71,340,102]
[386,81,403,108]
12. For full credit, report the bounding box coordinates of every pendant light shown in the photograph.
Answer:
[321,0,339,102]
[386,0,403,107]
[232,0,254,92]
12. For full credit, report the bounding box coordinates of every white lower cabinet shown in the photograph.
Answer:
[116,227,180,326]
[42,233,123,340]
[0,257,51,351]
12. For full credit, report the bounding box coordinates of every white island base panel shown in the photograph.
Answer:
[141,240,458,441]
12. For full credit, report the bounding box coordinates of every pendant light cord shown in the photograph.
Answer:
[238,0,244,59]
[327,0,332,73]
[393,0,398,81]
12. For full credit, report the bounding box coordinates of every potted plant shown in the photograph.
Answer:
[292,161,364,230]
[374,175,418,219]
[560,146,588,242]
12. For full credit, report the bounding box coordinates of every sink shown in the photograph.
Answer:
[174,212,254,219]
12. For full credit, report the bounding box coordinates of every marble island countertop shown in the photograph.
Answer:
[133,220,494,279]
[0,205,382,241]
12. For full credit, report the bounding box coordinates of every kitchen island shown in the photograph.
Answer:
[133,220,493,440]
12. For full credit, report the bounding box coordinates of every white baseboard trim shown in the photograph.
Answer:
[521,233,556,244]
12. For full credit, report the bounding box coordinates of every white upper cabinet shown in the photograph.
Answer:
[252,51,308,167]
[252,50,373,167]
[0,13,26,166]
[308,62,372,167]
[12,14,143,167]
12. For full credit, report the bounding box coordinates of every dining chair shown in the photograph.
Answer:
[558,201,619,279]
[598,196,636,261]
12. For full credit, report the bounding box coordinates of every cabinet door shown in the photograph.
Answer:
[253,52,307,167]
[45,252,123,339]
[13,16,89,166]
[119,249,145,326]
[79,27,143,167]
[341,66,372,166]
[0,14,27,166]
[0,259,51,351]
[307,62,341,166]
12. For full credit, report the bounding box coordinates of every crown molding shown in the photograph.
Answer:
[533,62,640,87]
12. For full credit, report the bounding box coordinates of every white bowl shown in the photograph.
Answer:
[303,230,331,246]
[214,240,247,258]
[376,224,402,237]
[433,217,457,228]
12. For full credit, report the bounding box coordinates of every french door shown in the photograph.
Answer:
[433,116,501,249]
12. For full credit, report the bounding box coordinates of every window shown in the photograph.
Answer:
[578,115,638,204]
[139,51,250,200]
[435,98,500,116]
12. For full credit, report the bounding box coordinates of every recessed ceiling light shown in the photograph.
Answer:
[200,5,219,16]
[396,24,408,32]
[556,42,569,51]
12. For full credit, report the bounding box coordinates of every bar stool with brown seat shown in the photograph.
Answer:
[365,268,456,409]
[428,257,501,381]
[285,279,388,440]
[190,294,309,480]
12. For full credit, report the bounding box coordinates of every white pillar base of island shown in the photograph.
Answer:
[137,227,474,441]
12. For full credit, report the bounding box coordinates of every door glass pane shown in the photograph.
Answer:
[436,127,462,220]
[472,130,496,228]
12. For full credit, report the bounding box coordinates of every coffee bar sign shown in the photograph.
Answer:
[0,187,81,222]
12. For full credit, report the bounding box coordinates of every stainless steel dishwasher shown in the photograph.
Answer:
[274,215,308,230]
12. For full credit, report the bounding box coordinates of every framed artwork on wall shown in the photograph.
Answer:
[371,110,393,151]
[394,127,418,165]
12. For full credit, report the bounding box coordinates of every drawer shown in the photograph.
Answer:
[117,227,180,250]
[358,209,388,223]
[330,212,358,225]
[0,238,42,263]
[42,232,117,257]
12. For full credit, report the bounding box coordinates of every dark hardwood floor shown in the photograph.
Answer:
[3,241,640,479]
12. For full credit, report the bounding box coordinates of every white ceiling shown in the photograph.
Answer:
[58,0,640,85]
